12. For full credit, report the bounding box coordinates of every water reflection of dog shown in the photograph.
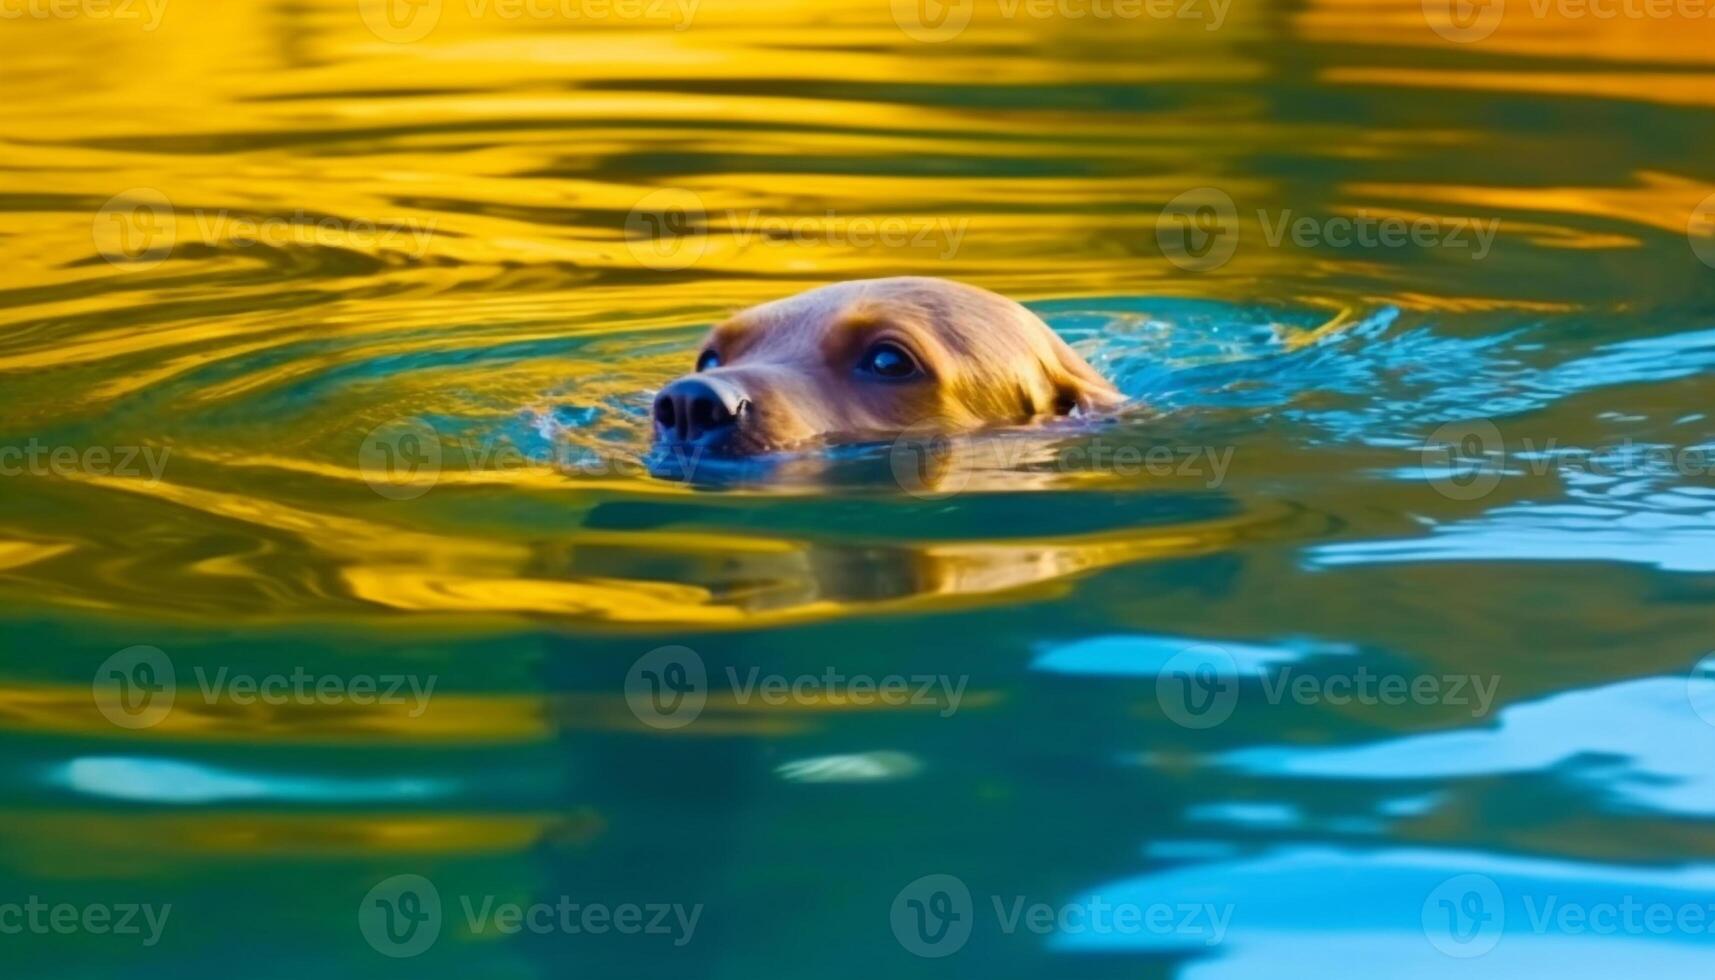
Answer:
[548,492,1276,622]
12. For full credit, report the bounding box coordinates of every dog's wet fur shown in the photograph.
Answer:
[650,277,1122,462]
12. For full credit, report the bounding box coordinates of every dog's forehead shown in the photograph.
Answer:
[714,289,877,348]
[757,288,848,332]
[709,279,1049,368]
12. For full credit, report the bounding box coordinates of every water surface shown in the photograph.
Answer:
[3,1,1715,976]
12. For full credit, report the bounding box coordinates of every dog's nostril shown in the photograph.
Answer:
[654,376,744,442]
[689,395,728,433]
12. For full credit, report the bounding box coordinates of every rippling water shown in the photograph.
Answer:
[4,0,1715,976]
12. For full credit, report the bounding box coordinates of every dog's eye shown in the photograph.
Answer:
[695,349,720,372]
[857,341,920,380]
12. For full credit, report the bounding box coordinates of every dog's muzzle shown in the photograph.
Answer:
[653,374,750,447]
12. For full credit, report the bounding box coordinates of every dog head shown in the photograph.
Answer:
[651,277,1122,456]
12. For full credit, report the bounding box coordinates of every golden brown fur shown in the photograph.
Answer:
[652,277,1122,455]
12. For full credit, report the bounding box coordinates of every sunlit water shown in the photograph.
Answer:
[3,1,1715,977]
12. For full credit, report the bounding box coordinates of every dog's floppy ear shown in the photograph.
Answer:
[1044,336,1124,415]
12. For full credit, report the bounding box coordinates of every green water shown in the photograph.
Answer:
[3,0,1715,977]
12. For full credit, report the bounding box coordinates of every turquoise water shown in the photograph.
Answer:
[3,0,1715,977]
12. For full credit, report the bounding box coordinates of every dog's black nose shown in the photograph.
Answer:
[653,375,747,443]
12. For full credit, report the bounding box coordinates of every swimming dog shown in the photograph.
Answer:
[651,277,1121,456]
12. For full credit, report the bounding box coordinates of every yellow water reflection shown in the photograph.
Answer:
[3,0,1715,884]
[35,470,1291,626]
[0,0,1708,653]
[0,811,593,873]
